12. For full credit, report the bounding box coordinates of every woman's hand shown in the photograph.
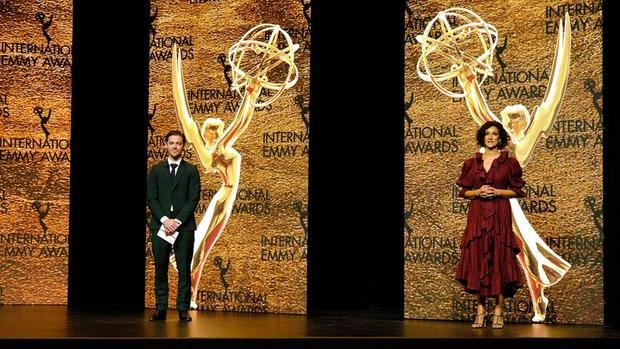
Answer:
[480,187,518,199]
[465,185,500,199]
[479,185,496,198]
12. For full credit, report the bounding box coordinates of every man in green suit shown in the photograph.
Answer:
[147,130,200,321]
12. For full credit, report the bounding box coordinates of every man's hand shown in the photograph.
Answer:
[163,219,179,235]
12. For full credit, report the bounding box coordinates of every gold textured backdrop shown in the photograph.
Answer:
[404,0,603,324]
[145,0,309,314]
[0,1,72,304]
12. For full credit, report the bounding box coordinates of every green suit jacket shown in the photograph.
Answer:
[147,159,201,232]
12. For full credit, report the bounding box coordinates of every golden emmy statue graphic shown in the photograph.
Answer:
[171,24,299,309]
[416,8,572,322]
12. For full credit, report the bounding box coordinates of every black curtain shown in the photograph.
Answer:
[602,0,619,328]
[308,0,404,313]
[69,0,150,309]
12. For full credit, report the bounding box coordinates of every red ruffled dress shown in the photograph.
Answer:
[455,151,525,297]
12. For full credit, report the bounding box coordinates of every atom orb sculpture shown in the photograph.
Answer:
[416,7,498,98]
[228,23,299,107]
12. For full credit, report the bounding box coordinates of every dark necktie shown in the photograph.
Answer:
[170,163,178,184]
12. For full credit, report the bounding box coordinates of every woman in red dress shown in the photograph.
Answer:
[455,121,526,329]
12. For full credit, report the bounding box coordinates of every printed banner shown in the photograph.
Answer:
[146,0,310,314]
[0,0,72,304]
[404,0,603,324]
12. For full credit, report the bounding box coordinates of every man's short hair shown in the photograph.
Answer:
[164,130,186,144]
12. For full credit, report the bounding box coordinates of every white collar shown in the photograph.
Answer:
[167,158,182,166]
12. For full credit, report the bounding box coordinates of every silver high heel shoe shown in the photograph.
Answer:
[472,311,487,328]
[492,311,504,329]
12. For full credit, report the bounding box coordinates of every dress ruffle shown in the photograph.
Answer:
[455,151,524,297]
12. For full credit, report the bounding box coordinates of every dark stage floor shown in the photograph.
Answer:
[1,306,619,348]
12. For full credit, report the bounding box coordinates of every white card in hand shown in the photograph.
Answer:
[157,225,178,245]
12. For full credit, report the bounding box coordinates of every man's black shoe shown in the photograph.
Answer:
[178,310,192,322]
[149,310,167,321]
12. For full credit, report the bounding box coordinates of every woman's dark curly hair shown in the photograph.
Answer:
[476,121,508,149]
